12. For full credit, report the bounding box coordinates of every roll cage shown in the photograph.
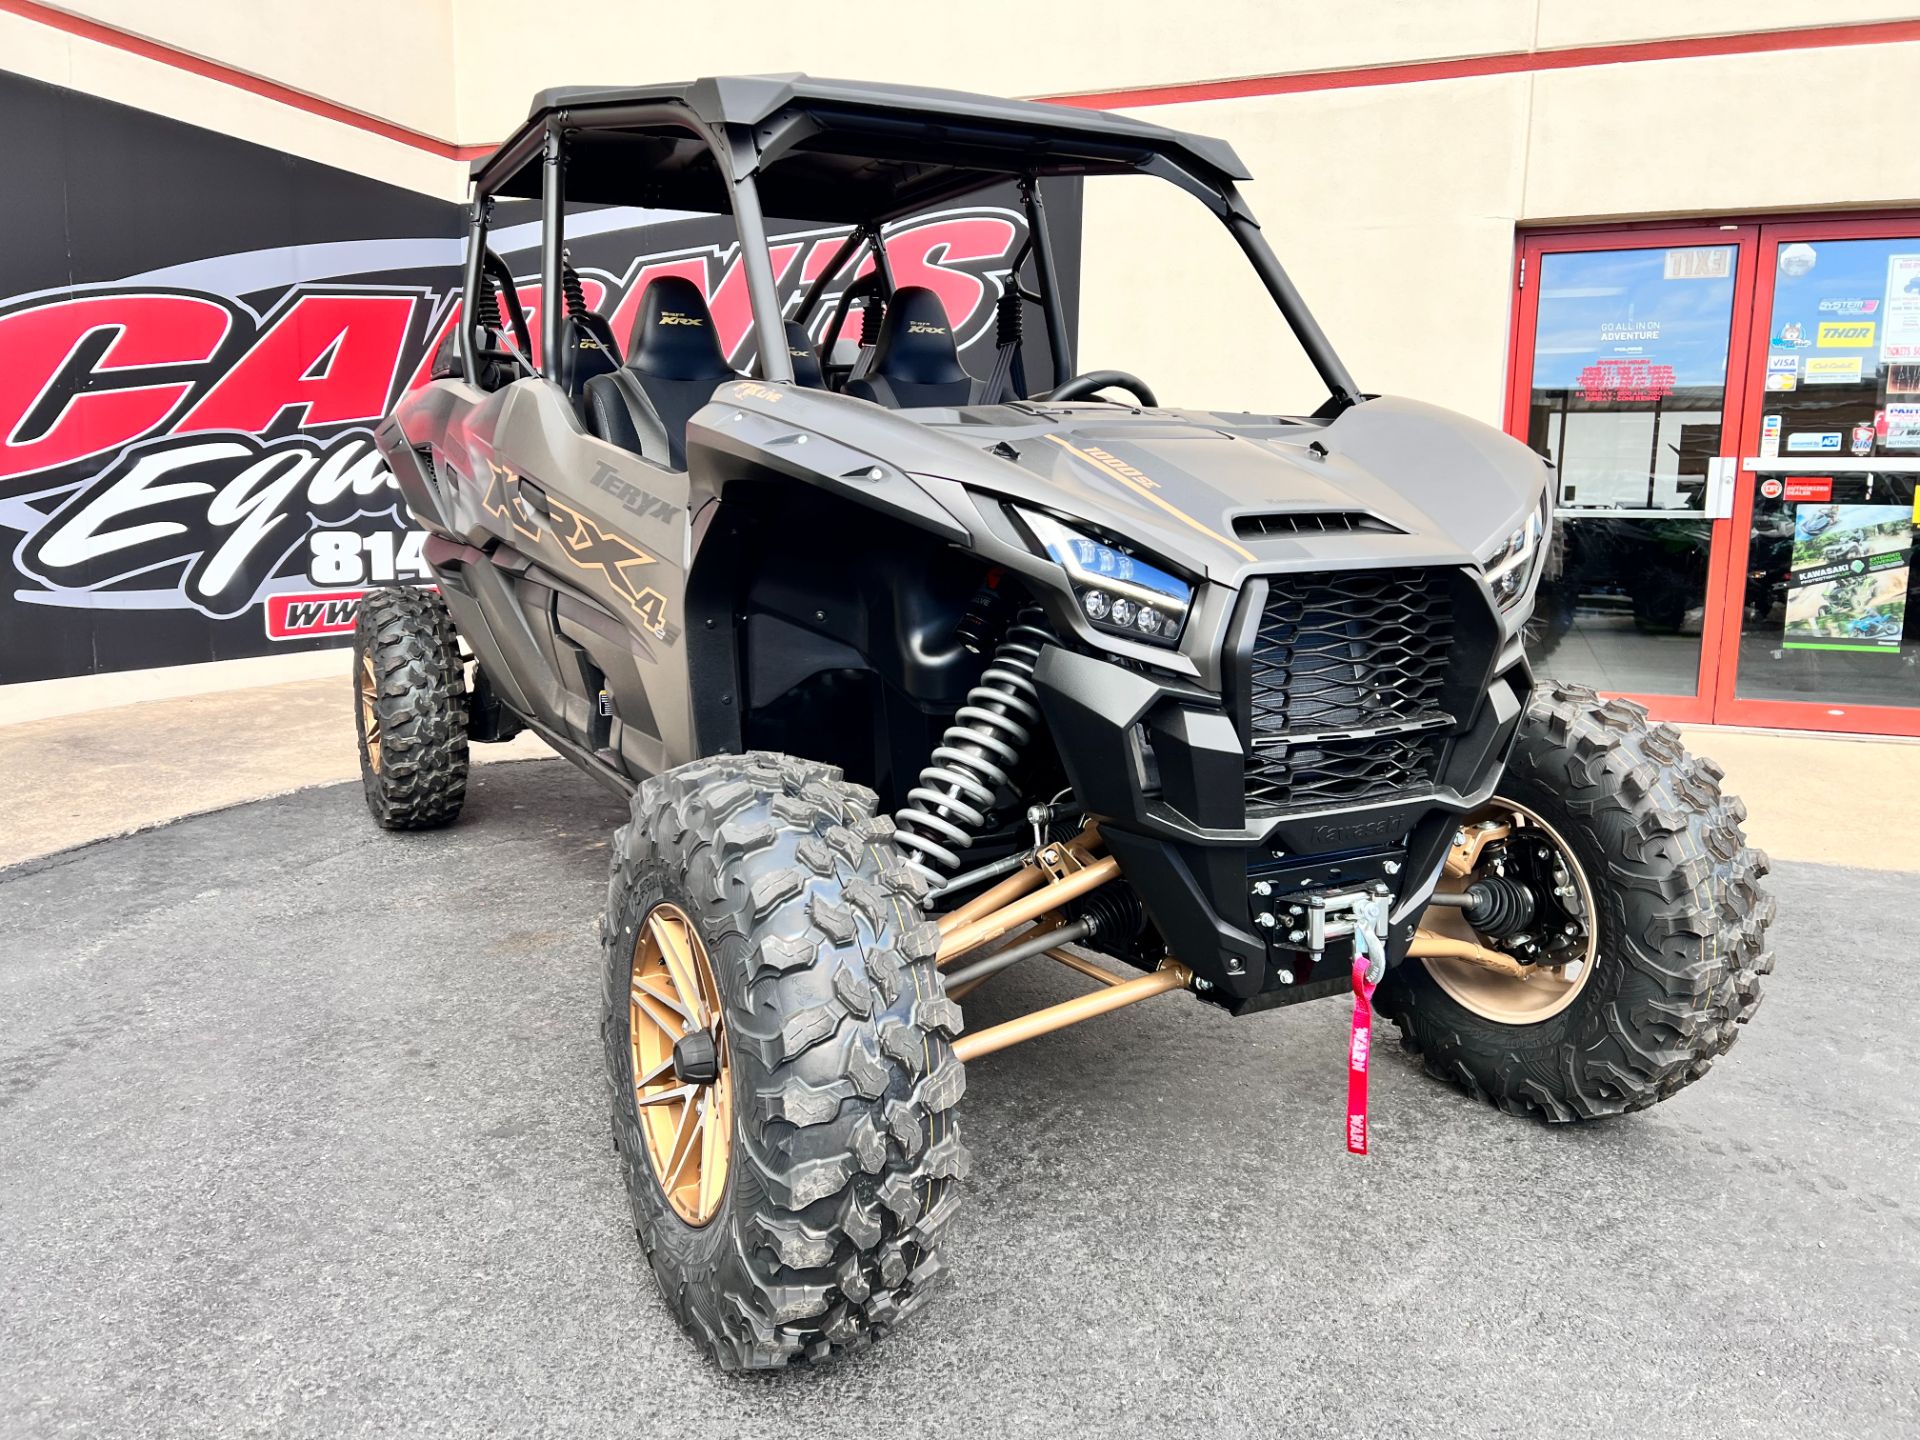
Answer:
[457,74,1361,415]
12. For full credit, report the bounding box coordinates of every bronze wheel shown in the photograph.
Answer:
[357,653,384,773]
[350,587,467,830]
[602,753,964,1368]
[1381,685,1772,1121]
[1420,796,1598,1025]
[628,902,733,1227]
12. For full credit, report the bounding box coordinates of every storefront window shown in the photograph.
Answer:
[1736,235,1919,707]
[1522,246,1737,697]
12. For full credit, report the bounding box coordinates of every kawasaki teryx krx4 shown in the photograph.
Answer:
[361,76,1774,1370]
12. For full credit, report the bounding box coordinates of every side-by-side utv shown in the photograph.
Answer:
[358,75,1774,1370]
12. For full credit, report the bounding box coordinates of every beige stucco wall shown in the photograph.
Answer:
[1080,71,1536,422]
[17,1,1919,423]
[41,0,459,137]
[39,0,1920,147]
[0,4,464,199]
[1083,38,1920,425]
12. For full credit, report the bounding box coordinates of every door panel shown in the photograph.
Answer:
[1512,218,1920,735]
[1513,235,1752,716]
[1715,223,1920,735]
[488,381,699,771]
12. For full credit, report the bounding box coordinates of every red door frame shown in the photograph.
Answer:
[1506,223,1762,726]
[1507,215,1920,737]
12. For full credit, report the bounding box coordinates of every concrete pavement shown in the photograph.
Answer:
[1,760,1914,1437]
[2,670,1915,870]
[0,675,548,868]
[2,671,1916,1433]
[0,760,1912,1436]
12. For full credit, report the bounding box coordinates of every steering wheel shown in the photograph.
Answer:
[1042,369,1158,407]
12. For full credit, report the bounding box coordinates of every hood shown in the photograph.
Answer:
[691,386,1550,587]
[924,397,1549,585]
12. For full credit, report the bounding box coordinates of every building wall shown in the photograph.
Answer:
[21,0,1920,424]
[0,2,465,198]
[1083,34,1920,422]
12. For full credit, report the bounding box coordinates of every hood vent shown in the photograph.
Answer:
[1233,510,1403,540]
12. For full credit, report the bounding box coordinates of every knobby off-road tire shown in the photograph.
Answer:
[351,587,468,830]
[602,752,966,1369]
[1379,682,1774,1120]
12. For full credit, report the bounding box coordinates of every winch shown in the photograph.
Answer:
[1244,846,1406,1005]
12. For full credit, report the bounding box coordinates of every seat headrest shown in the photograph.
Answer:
[627,276,730,380]
[783,321,825,389]
[872,287,965,385]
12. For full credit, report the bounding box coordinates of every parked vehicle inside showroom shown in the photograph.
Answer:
[357,75,1774,1370]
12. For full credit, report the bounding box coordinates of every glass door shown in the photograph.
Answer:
[1508,228,1757,722]
[1712,219,1920,736]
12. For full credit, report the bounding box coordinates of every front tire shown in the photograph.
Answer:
[351,586,468,830]
[1380,683,1774,1120]
[602,752,966,1370]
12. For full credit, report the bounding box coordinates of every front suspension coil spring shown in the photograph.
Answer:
[894,612,1052,884]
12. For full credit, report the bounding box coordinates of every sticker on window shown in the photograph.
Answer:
[1783,503,1912,654]
[1882,255,1920,362]
[1804,355,1863,384]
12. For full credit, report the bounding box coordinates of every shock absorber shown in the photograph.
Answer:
[894,610,1052,884]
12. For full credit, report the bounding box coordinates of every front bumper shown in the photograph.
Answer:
[1031,606,1530,1006]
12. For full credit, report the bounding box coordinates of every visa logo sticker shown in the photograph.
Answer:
[1818,321,1876,348]
[1785,431,1843,452]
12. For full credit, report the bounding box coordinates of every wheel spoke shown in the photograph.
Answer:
[633,1054,677,1089]
[660,1092,704,1193]
[627,901,732,1227]
[697,1089,726,1216]
[631,972,692,1028]
[636,1082,697,1109]
[650,913,709,1029]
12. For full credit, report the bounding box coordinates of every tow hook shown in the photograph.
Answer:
[1306,883,1392,983]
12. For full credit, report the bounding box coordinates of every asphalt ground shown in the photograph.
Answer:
[2,759,1915,1438]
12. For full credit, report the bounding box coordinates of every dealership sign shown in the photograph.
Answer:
[2,215,1022,624]
[0,72,1057,684]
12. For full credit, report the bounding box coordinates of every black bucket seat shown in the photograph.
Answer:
[784,320,826,389]
[843,286,975,408]
[582,276,735,468]
[555,262,621,413]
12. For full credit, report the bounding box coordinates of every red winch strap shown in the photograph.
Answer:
[1347,955,1377,1156]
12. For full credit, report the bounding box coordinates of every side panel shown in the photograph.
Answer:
[479,380,699,774]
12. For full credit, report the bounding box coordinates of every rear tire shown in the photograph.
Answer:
[602,752,966,1369]
[351,586,468,830]
[1379,682,1774,1120]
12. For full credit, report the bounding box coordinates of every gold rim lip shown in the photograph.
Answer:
[1422,797,1599,1025]
[357,654,383,773]
[629,901,733,1228]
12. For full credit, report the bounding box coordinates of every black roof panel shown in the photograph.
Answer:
[477,73,1248,220]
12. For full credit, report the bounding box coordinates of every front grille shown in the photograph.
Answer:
[1244,570,1454,815]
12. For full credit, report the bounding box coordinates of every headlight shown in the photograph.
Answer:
[1486,495,1549,611]
[1019,510,1192,647]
